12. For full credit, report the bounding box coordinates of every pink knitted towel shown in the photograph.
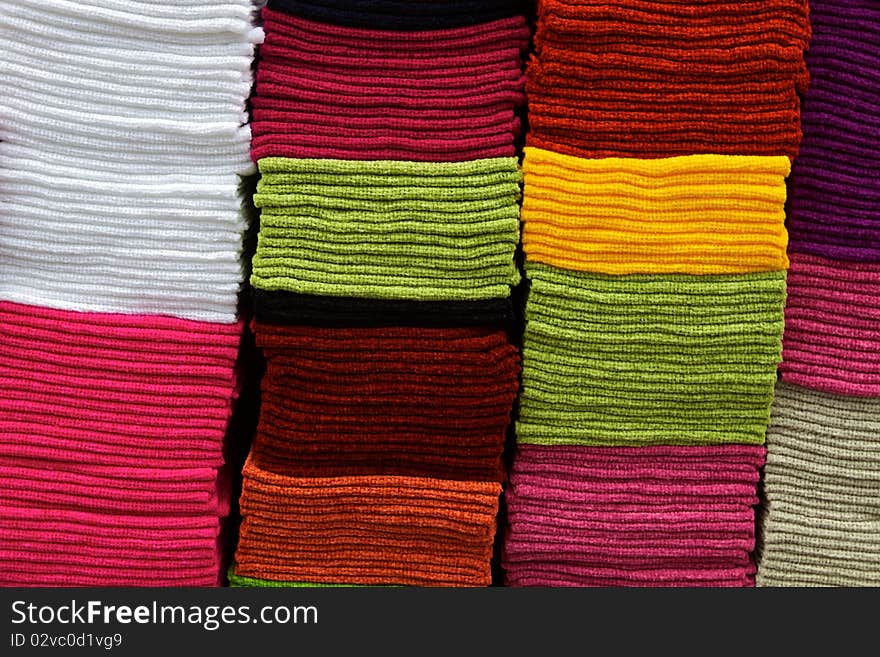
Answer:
[0,505,225,587]
[0,457,232,517]
[503,445,765,587]
[0,301,242,469]
[780,253,880,396]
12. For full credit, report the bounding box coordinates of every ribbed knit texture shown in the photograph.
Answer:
[503,444,766,587]
[0,300,241,586]
[787,0,880,261]
[527,0,810,159]
[0,301,240,471]
[505,0,807,588]
[0,506,226,587]
[250,157,521,300]
[1,457,231,518]
[233,1,525,588]
[757,382,880,586]
[516,264,786,446]
[234,454,501,586]
[780,253,880,396]
[251,323,520,481]
[250,9,528,162]
[0,0,260,587]
[0,0,262,322]
[756,0,880,588]
[522,148,791,275]
[228,568,358,587]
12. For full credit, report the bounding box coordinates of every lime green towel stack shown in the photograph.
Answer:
[517,264,787,446]
[251,157,522,301]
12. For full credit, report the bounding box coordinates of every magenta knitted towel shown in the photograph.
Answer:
[0,457,232,517]
[251,9,528,161]
[780,253,880,396]
[0,300,242,469]
[502,445,766,587]
[0,505,226,587]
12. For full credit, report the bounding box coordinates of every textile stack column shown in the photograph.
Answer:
[0,1,261,585]
[757,0,880,587]
[230,0,527,587]
[502,0,810,586]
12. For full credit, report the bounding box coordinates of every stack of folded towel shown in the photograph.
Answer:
[250,158,521,301]
[248,324,519,481]
[0,0,260,321]
[249,6,526,163]
[517,264,787,447]
[780,255,880,396]
[0,303,241,472]
[232,0,527,587]
[504,0,809,586]
[757,0,880,586]
[236,462,501,586]
[0,0,261,585]
[759,383,880,586]
[526,0,809,159]
[505,445,765,587]
[520,151,791,275]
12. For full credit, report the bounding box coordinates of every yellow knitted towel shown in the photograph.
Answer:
[522,147,791,275]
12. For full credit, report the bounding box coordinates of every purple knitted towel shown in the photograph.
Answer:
[787,0,880,261]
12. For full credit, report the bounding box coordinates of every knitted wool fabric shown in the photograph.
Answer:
[0,301,241,470]
[0,457,231,518]
[250,157,521,300]
[253,290,516,328]
[0,505,227,587]
[787,0,880,261]
[503,444,766,587]
[251,10,528,162]
[516,264,786,446]
[0,0,261,322]
[233,454,501,587]
[266,0,530,30]
[235,1,528,590]
[527,0,810,159]
[753,0,880,588]
[522,148,791,275]
[0,300,240,585]
[779,253,880,396]
[757,382,880,587]
[252,323,519,481]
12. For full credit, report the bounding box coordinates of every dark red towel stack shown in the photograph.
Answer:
[251,325,519,482]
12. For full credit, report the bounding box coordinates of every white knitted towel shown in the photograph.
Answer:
[0,0,264,322]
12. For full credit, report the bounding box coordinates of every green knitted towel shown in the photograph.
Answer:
[228,567,366,588]
[250,157,522,301]
[517,263,787,446]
